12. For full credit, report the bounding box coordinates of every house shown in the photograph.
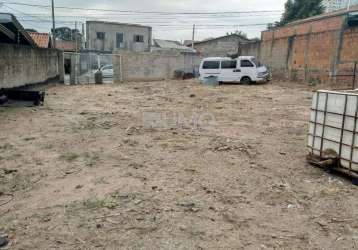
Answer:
[0,13,35,46]
[190,34,251,57]
[28,32,52,48]
[183,40,200,46]
[86,21,152,53]
[152,39,196,53]
[323,0,358,12]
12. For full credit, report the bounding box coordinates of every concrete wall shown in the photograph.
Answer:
[240,41,261,59]
[259,8,358,84]
[113,51,202,82]
[0,43,63,89]
[194,35,249,57]
[86,21,152,52]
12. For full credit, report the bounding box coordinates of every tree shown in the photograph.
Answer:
[271,0,324,28]
[226,30,248,38]
[53,27,82,41]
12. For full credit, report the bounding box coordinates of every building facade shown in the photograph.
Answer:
[323,0,358,12]
[86,21,152,53]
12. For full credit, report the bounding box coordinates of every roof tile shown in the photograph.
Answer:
[28,32,50,48]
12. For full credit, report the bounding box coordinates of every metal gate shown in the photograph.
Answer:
[64,52,115,84]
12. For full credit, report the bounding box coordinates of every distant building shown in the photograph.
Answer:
[86,21,152,53]
[28,32,51,48]
[183,40,200,46]
[323,0,358,12]
[55,39,80,52]
[152,39,196,53]
[191,34,250,57]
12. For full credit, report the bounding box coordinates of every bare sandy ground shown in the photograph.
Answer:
[0,80,357,249]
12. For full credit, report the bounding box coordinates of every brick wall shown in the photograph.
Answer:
[259,8,358,84]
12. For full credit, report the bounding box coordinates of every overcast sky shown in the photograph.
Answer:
[1,0,286,41]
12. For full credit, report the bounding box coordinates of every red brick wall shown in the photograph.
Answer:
[341,27,358,62]
[260,12,358,84]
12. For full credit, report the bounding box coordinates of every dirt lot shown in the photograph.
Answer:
[1,80,358,249]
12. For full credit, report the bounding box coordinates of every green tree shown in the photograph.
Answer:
[270,0,324,28]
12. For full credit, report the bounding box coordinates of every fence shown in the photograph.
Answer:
[64,52,115,84]
[333,61,358,89]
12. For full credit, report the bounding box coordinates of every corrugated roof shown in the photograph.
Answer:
[0,13,36,46]
[28,32,50,48]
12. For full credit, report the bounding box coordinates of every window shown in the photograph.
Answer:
[116,33,124,48]
[133,35,144,43]
[102,65,113,70]
[221,60,237,69]
[202,61,220,69]
[97,32,105,40]
[241,60,254,67]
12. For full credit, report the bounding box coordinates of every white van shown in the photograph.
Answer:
[199,56,269,84]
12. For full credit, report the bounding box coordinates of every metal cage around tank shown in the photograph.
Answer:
[308,90,358,178]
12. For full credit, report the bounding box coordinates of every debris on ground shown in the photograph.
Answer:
[0,236,8,248]
[0,80,357,249]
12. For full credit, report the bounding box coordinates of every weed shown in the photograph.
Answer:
[83,196,118,210]
[0,143,13,151]
[59,153,80,162]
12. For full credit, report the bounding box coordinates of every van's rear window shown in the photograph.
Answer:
[203,61,220,69]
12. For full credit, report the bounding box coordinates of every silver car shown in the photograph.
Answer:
[99,65,113,78]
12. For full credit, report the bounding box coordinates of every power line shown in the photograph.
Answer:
[3,3,48,22]
[3,1,282,15]
[16,13,282,19]
[16,19,268,27]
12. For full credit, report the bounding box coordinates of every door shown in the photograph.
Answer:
[200,60,221,79]
[239,59,256,81]
[220,59,241,82]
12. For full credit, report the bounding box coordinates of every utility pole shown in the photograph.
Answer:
[347,0,352,10]
[75,21,78,84]
[191,24,195,49]
[75,21,78,54]
[51,0,56,49]
[82,23,85,49]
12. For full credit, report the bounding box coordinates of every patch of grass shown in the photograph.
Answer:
[0,143,13,151]
[83,196,118,210]
[308,77,320,86]
[23,137,36,142]
[59,153,80,162]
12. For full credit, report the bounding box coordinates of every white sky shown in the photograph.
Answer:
[0,0,286,41]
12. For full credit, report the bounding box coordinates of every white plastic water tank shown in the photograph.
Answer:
[308,90,358,175]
